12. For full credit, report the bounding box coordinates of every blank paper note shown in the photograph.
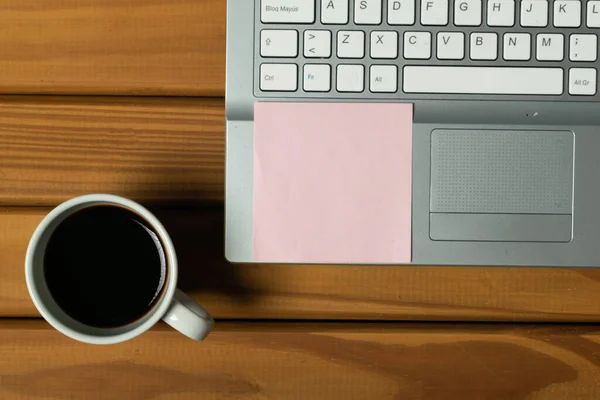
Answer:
[253,102,413,264]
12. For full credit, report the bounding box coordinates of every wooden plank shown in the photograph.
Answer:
[0,320,599,399]
[0,96,224,206]
[5,207,600,322]
[3,97,600,322]
[0,0,225,96]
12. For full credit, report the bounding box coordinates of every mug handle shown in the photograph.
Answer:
[162,289,214,340]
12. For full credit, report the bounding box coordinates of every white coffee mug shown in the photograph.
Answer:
[25,194,214,344]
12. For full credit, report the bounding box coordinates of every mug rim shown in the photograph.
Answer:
[25,194,178,344]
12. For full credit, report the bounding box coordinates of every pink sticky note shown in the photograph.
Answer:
[253,102,413,264]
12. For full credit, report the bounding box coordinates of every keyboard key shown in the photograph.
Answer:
[337,31,365,58]
[260,0,315,23]
[370,65,398,92]
[437,32,465,59]
[503,33,531,60]
[303,64,331,91]
[260,30,298,58]
[421,0,448,25]
[520,0,548,27]
[304,30,332,58]
[337,65,365,92]
[403,66,563,94]
[487,0,515,26]
[454,0,482,26]
[260,64,298,91]
[355,0,382,24]
[404,32,432,59]
[370,31,398,58]
[321,0,349,24]
[536,34,564,61]
[570,34,598,61]
[470,33,498,60]
[569,68,597,95]
[587,1,600,27]
[554,0,581,27]
[388,0,415,25]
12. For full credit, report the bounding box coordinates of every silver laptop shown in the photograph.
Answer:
[225,0,600,267]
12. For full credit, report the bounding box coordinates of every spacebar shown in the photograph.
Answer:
[403,66,564,95]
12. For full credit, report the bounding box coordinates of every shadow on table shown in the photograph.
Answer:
[152,205,257,305]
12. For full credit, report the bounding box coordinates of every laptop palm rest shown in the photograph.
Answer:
[430,129,574,242]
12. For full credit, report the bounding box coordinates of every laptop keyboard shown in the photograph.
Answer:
[256,0,599,98]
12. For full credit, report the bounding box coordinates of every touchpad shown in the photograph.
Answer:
[430,129,574,242]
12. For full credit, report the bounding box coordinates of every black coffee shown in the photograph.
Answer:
[44,205,168,328]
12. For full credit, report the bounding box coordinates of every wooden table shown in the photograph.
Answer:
[1,1,600,398]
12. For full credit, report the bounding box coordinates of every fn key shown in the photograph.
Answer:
[260,64,298,91]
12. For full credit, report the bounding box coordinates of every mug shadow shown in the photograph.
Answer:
[151,205,257,304]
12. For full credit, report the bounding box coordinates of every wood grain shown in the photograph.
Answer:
[5,207,600,322]
[0,320,599,399]
[0,96,224,206]
[0,0,225,96]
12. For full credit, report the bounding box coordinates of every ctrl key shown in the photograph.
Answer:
[569,68,597,96]
[260,64,298,92]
